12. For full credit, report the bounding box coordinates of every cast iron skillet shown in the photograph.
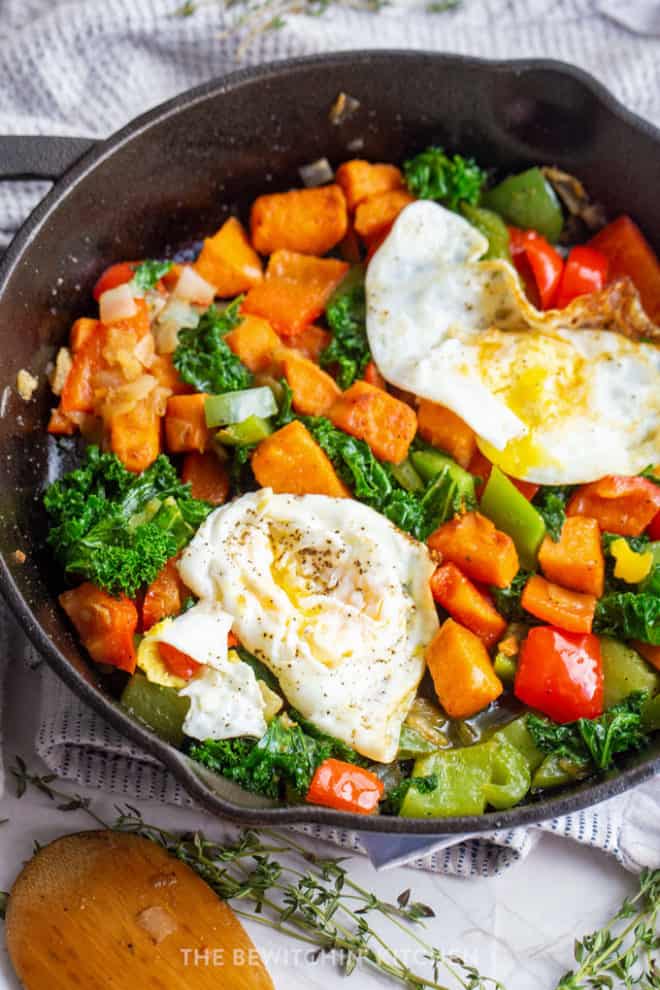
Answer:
[0,51,659,834]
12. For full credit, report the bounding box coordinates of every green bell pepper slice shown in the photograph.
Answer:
[397,725,439,759]
[600,637,660,709]
[493,653,517,685]
[390,458,424,493]
[482,167,564,243]
[480,465,546,569]
[531,753,590,790]
[216,415,273,447]
[121,673,190,747]
[482,736,531,811]
[409,448,476,506]
[496,715,545,772]
[460,203,512,261]
[205,386,277,428]
[401,734,533,817]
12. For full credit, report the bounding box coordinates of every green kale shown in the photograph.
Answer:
[491,571,534,623]
[44,446,211,597]
[403,146,486,210]
[533,485,574,542]
[594,592,660,645]
[188,714,351,799]
[173,298,252,394]
[272,378,295,429]
[640,465,660,487]
[289,709,368,766]
[131,259,173,292]
[320,268,371,389]
[527,693,650,772]
[380,775,438,815]
[303,417,459,541]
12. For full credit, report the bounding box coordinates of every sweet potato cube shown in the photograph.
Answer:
[225,315,281,373]
[427,511,519,589]
[328,380,417,463]
[279,324,331,362]
[193,216,263,297]
[417,400,477,468]
[164,393,210,453]
[250,185,348,257]
[538,515,604,597]
[283,351,341,417]
[430,563,507,649]
[252,420,350,498]
[426,618,503,719]
[354,189,415,242]
[335,160,404,211]
[111,399,161,473]
[243,251,348,336]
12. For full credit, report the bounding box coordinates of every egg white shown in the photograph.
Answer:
[178,489,439,762]
[366,200,660,484]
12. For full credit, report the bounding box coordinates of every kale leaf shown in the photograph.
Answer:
[131,260,173,292]
[527,692,650,772]
[303,417,459,541]
[533,485,574,542]
[173,298,252,394]
[188,714,353,799]
[404,146,486,210]
[491,571,534,623]
[289,709,368,766]
[594,592,660,645]
[44,446,211,597]
[320,268,371,389]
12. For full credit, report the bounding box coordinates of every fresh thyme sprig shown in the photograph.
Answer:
[556,869,660,989]
[9,760,500,990]
[175,0,462,54]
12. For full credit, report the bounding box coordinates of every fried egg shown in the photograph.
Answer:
[366,200,660,484]
[178,489,439,762]
[136,605,276,741]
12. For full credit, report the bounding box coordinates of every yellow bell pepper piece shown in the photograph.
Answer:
[610,538,653,584]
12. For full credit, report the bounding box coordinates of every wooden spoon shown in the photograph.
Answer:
[5,830,274,990]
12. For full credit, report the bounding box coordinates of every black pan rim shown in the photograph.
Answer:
[1,49,659,834]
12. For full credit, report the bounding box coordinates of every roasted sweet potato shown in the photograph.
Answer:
[354,188,414,242]
[225,315,281,372]
[250,185,348,256]
[567,475,660,537]
[243,251,348,336]
[328,380,417,463]
[417,400,476,468]
[538,515,604,596]
[150,354,191,395]
[335,160,404,210]
[194,216,263,296]
[60,323,105,413]
[280,324,331,362]
[164,393,209,454]
[59,583,138,673]
[426,618,503,719]
[521,574,596,634]
[142,557,186,631]
[283,351,341,416]
[252,420,350,498]
[430,563,507,649]
[427,511,519,589]
[111,397,161,473]
[181,451,230,505]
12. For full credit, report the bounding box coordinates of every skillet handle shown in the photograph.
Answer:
[0,135,97,180]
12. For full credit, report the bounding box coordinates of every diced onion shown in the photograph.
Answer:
[99,374,157,419]
[299,157,334,188]
[99,282,137,324]
[50,347,73,396]
[154,299,200,354]
[173,265,216,306]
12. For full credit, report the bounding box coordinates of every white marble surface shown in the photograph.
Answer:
[0,665,637,990]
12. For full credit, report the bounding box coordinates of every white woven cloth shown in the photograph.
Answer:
[1,0,660,875]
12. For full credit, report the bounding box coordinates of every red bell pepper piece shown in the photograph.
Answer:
[306,759,384,815]
[589,215,660,322]
[554,245,608,309]
[158,642,202,680]
[648,510,660,542]
[567,475,660,537]
[59,582,138,673]
[514,626,603,723]
[92,261,138,301]
[508,227,564,309]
